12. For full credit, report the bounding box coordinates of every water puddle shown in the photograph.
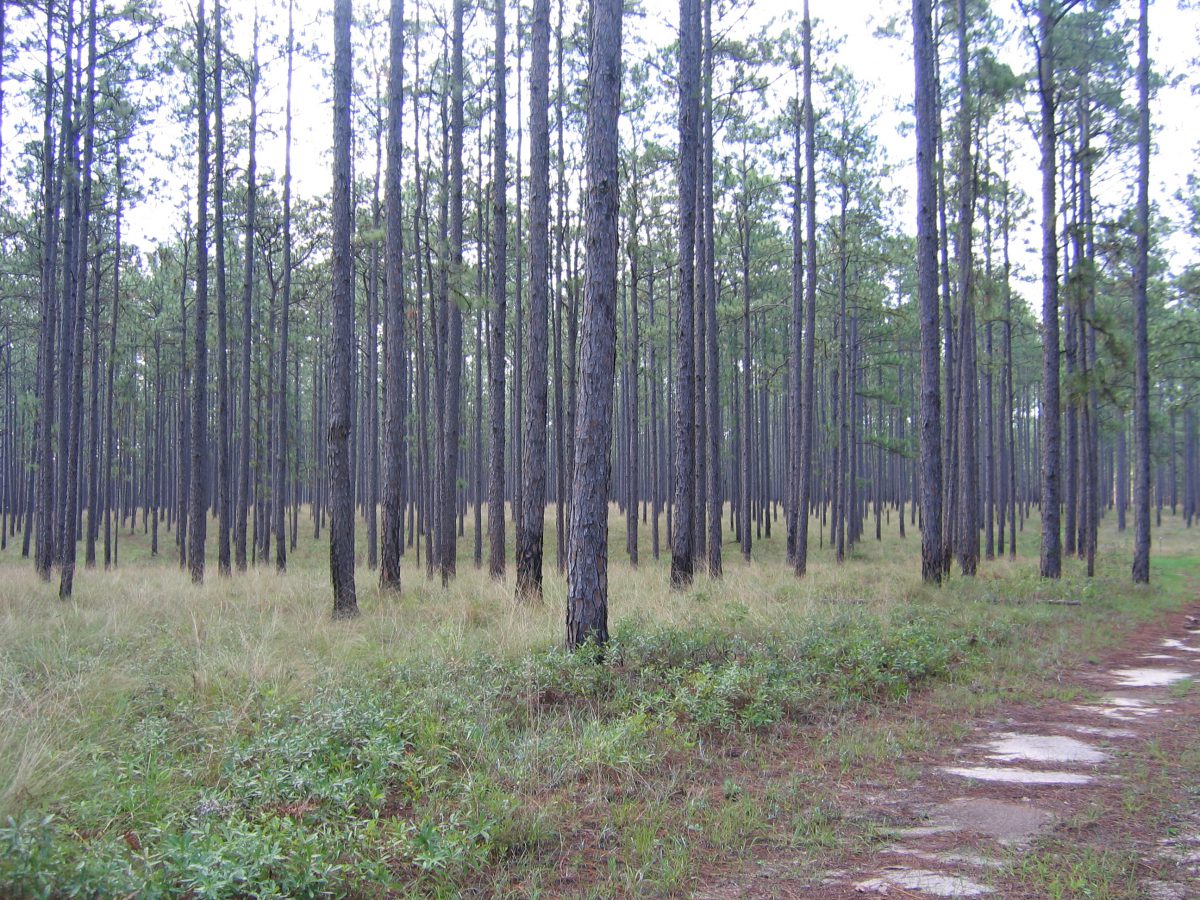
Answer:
[1072,696,1160,720]
[885,846,1004,869]
[1063,724,1137,739]
[1103,695,1155,707]
[853,868,992,896]
[1160,639,1200,654]
[934,797,1055,842]
[1110,667,1192,687]
[883,824,960,838]
[939,765,1093,785]
[983,733,1107,764]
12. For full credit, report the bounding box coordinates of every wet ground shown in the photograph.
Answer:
[695,608,1200,898]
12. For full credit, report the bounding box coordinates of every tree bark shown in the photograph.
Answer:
[59,0,98,599]
[188,0,209,584]
[441,0,465,584]
[553,0,567,571]
[1037,0,1061,579]
[788,98,802,567]
[380,0,407,590]
[275,0,294,573]
[739,180,752,563]
[214,0,231,577]
[329,0,358,617]
[1131,0,1151,583]
[566,0,622,652]
[795,1,819,578]
[671,0,700,589]
[235,13,259,572]
[36,0,68,580]
[104,160,122,569]
[913,0,942,584]
[516,0,552,600]
[954,0,978,576]
[703,0,720,577]
[488,0,508,580]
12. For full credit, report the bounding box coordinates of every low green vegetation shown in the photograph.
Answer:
[0,511,1194,897]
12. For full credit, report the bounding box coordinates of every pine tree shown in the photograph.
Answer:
[329,0,358,617]
[516,0,552,600]
[1131,0,1151,583]
[913,0,943,584]
[380,0,407,591]
[566,0,623,651]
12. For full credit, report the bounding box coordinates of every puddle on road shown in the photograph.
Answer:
[1110,667,1192,687]
[885,846,1005,870]
[853,868,992,896]
[935,797,1055,843]
[1063,724,1137,739]
[939,765,1093,785]
[1072,695,1161,720]
[983,733,1108,764]
[1160,639,1200,654]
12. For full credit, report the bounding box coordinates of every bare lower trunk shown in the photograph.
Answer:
[329,0,358,617]
[1131,0,1151,583]
[913,0,942,583]
[566,0,622,652]
[516,0,551,600]
[188,0,210,584]
[488,0,507,581]
[380,0,407,591]
[1037,0,1061,579]
[671,0,700,589]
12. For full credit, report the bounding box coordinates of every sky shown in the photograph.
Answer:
[6,0,1199,305]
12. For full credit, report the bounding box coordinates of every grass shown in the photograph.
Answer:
[0,504,1196,897]
[1008,843,1142,900]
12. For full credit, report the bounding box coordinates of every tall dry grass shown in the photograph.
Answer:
[0,501,1190,816]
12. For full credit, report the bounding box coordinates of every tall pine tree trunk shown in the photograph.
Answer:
[380,0,407,590]
[276,0,294,573]
[329,0,358,617]
[913,0,942,584]
[188,0,210,584]
[788,98,802,567]
[566,0,622,652]
[1037,0,1061,579]
[35,0,65,581]
[104,160,123,568]
[954,0,978,576]
[516,0,552,600]
[671,0,699,589]
[795,2,819,578]
[703,0,720,577]
[214,0,231,576]
[235,14,258,572]
[441,0,465,585]
[1131,0,1151,583]
[59,0,97,599]
[488,0,507,580]
[553,1,567,571]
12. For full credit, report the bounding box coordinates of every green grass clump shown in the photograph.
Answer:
[0,609,980,897]
[1007,843,1141,900]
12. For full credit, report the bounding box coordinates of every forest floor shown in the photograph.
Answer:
[0,508,1197,897]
